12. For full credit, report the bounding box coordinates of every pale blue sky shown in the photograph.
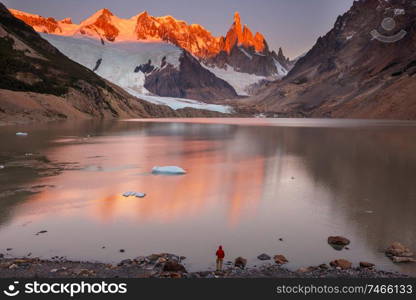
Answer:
[4,0,355,58]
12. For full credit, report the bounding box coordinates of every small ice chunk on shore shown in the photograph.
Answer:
[16,132,28,136]
[0,165,4,169]
[123,192,146,198]
[152,166,186,175]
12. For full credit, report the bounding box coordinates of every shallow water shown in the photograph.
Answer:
[0,118,416,274]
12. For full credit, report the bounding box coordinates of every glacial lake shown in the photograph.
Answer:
[0,118,416,274]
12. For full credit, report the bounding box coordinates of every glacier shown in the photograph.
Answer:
[41,34,232,113]
[41,33,181,95]
[126,90,233,113]
[202,64,268,96]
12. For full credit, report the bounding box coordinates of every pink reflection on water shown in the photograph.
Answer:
[16,135,266,228]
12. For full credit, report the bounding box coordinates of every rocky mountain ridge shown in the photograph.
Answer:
[10,8,290,77]
[248,0,416,120]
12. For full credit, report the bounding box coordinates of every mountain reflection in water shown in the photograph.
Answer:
[0,118,415,273]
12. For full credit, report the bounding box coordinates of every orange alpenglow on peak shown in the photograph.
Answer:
[253,32,265,51]
[82,8,119,42]
[138,11,149,18]
[9,9,61,33]
[60,18,72,24]
[223,11,265,54]
[10,8,267,57]
[234,11,241,26]
[100,8,113,16]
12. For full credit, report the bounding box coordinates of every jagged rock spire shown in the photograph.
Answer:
[223,11,265,53]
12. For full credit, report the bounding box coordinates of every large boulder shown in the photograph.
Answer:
[234,257,247,269]
[328,236,350,246]
[330,259,352,270]
[163,261,187,273]
[359,262,375,269]
[257,253,271,261]
[273,255,289,265]
[385,242,413,258]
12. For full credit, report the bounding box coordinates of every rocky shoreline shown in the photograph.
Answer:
[0,254,410,279]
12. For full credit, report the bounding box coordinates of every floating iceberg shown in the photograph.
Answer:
[16,132,28,136]
[123,192,146,198]
[152,166,187,175]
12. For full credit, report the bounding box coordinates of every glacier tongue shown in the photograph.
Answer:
[41,33,232,113]
[126,89,233,113]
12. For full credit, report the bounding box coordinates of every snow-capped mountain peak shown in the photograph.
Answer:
[10,8,279,63]
[10,7,291,98]
[80,8,114,25]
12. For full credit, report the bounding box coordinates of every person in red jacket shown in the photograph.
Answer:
[216,245,225,271]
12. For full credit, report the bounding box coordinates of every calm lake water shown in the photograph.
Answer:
[0,118,416,274]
